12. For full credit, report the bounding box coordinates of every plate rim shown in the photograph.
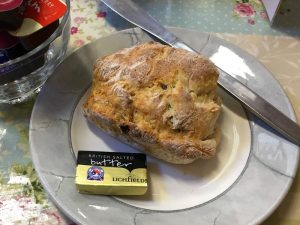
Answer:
[29,27,299,225]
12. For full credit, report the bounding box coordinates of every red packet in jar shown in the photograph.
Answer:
[9,0,67,37]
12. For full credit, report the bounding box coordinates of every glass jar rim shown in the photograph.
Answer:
[0,0,70,68]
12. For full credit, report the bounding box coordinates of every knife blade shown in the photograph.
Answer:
[101,0,300,147]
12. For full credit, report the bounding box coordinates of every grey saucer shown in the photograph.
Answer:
[29,28,299,225]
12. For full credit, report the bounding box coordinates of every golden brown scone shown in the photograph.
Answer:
[83,42,221,164]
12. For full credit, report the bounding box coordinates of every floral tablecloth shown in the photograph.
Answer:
[1,0,300,224]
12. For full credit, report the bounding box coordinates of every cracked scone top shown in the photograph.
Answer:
[83,42,221,164]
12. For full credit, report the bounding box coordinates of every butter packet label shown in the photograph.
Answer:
[76,151,148,195]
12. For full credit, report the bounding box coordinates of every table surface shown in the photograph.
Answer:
[1,0,300,224]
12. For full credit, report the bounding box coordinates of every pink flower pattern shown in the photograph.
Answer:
[259,11,268,20]
[74,16,85,26]
[96,11,107,18]
[233,0,266,25]
[234,3,256,17]
[74,39,85,47]
[71,26,78,35]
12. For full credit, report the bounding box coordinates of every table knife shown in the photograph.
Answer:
[101,0,300,147]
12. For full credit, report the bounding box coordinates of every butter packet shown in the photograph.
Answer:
[76,151,147,195]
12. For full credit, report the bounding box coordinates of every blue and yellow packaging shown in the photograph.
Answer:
[75,151,148,195]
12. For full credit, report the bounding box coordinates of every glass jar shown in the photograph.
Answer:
[0,0,70,104]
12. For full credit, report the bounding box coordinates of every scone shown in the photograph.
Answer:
[83,42,221,164]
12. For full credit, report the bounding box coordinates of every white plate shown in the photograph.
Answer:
[30,28,299,225]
